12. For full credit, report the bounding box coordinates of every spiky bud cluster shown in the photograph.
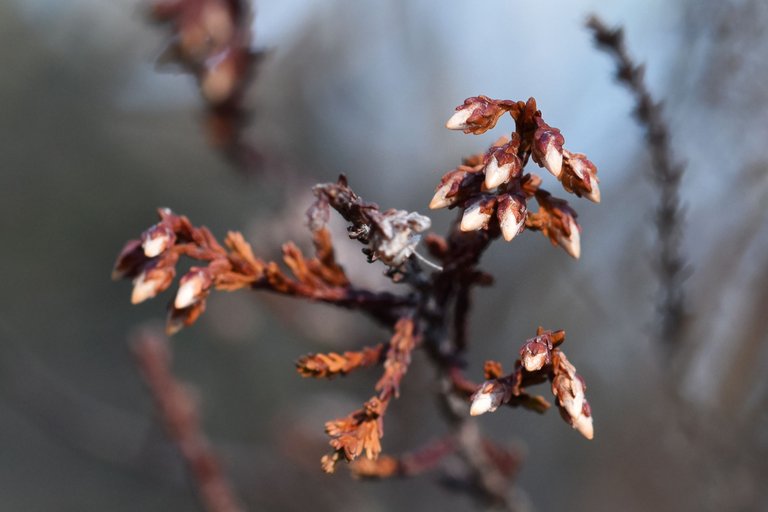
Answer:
[468,328,593,440]
[434,97,600,258]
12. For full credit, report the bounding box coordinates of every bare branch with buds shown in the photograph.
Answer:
[116,94,604,510]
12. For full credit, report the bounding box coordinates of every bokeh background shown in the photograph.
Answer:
[2,0,768,510]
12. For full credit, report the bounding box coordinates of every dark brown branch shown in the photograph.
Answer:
[131,329,245,512]
[587,14,688,349]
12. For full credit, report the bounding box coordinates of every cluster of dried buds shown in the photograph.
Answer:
[432,96,599,258]
[149,0,258,151]
[467,328,593,440]
[112,196,411,335]
[116,96,601,505]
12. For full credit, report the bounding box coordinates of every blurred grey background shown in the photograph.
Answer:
[1,0,768,510]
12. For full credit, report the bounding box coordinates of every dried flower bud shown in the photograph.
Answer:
[483,136,522,189]
[460,196,496,232]
[446,96,513,135]
[470,380,510,416]
[496,194,527,242]
[532,119,565,178]
[141,224,175,258]
[556,214,581,260]
[519,337,551,372]
[561,151,601,203]
[529,194,582,259]
[429,167,482,210]
[112,239,149,280]
[174,267,213,309]
[131,266,175,304]
[551,352,594,440]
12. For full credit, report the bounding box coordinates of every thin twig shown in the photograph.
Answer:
[131,328,245,512]
[586,14,688,350]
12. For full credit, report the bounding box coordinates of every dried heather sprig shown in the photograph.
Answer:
[468,328,593,439]
[116,95,604,508]
[434,96,600,258]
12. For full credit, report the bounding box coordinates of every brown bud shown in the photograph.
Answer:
[483,136,523,189]
[429,167,482,210]
[519,336,551,372]
[496,194,527,242]
[561,151,600,203]
[460,195,496,232]
[131,265,175,304]
[470,380,511,416]
[445,96,513,135]
[532,119,565,178]
[174,267,213,309]
[141,224,175,258]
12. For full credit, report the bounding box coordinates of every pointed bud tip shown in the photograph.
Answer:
[142,236,169,258]
[429,185,452,210]
[470,394,494,416]
[574,415,594,440]
[460,204,491,232]
[544,145,563,178]
[484,157,513,189]
[445,109,473,130]
[131,273,157,304]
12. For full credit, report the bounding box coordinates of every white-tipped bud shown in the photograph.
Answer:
[497,195,527,242]
[131,270,172,304]
[142,237,168,258]
[585,179,601,204]
[175,270,210,309]
[557,216,581,259]
[484,156,514,189]
[469,381,507,416]
[445,108,474,130]
[429,182,454,210]
[543,143,563,178]
[573,410,594,440]
[141,225,175,258]
[460,197,494,232]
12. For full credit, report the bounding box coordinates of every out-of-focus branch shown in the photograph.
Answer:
[131,328,245,512]
[586,15,688,350]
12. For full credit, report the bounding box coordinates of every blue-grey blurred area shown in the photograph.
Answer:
[1,0,767,510]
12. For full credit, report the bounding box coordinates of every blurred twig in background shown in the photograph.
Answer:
[132,328,245,512]
[149,0,262,172]
[586,15,688,352]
